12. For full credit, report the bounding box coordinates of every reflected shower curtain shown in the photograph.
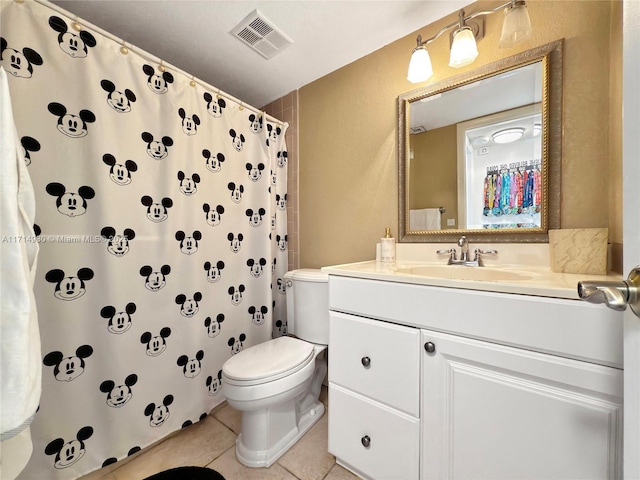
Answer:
[1,1,289,478]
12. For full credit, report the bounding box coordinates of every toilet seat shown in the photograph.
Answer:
[223,336,314,386]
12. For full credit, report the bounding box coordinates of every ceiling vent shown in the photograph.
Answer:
[410,126,427,135]
[230,9,293,59]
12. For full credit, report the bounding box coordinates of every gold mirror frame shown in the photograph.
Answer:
[398,40,563,243]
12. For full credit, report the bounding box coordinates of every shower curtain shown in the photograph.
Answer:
[1,1,289,478]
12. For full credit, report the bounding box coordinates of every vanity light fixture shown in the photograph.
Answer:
[407,0,533,83]
[492,127,525,144]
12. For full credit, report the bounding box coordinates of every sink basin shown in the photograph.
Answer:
[396,265,535,282]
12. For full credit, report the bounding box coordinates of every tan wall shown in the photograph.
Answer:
[298,0,621,269]
[409,125,458,223]
[608,0,623,272]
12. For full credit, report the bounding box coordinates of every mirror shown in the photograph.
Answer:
[398,40,563,243]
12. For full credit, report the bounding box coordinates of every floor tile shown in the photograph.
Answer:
[207,447,298,480]
[213,404,242,435]
[110,416,235,479]
[324,463,363,480]
[277,411,335,480]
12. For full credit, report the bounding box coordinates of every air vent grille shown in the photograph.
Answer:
[230,9,293,59]
[248,17,273,37]
[237,28,261,46]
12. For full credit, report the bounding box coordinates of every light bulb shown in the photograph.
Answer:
[499,2,533,48]
[449,27,479,69]
[407,46,433,83]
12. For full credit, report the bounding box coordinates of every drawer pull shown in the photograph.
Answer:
[361,356,371,368]
[424,342,436,354]
[361,435,371,448]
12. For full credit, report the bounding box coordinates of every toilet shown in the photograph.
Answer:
[222,269,329,468]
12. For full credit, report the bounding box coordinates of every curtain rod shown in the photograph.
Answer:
[27,0,287,128]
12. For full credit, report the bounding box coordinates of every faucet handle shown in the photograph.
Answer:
[474,248,498,266]
[436,247,457,263]
[475,248,498,256]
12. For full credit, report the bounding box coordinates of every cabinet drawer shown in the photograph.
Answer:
[329,384,420,480]
[329,312,420,416]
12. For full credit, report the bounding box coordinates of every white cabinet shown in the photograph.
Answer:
[421,329,623,480]
[327,275,623,480]
[328,312,421,479]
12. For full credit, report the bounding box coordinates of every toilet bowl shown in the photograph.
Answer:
[222,269,329,468]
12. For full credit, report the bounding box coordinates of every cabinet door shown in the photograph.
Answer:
[330,312,420,416]
[421,330,623,480]
[329,384,420,480]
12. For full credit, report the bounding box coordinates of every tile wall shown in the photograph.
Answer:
[263,90,299,271]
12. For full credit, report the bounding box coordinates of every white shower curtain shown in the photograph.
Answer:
[1,1,289,478]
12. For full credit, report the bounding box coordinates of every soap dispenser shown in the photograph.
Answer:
[380,227,396,264]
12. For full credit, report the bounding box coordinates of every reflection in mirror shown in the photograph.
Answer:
[398,40,563,243]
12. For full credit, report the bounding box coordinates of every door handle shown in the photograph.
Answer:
[578,266,640,318]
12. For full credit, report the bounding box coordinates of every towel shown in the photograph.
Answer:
[410,208,441,230]
[0,66,41,444]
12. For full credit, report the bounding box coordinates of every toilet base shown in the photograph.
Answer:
[235,399,325,468]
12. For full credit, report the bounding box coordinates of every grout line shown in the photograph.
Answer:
[276,462,302,480]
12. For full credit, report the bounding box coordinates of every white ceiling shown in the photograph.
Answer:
[49,0,473,108]
[410,61,543,131]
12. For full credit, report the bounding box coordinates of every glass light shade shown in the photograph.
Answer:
[499,3,532,48]
[448,27,478,69]
[492,127,525,144]
[407,46,433,83]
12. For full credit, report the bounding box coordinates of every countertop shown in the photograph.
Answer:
[321,260,623,300]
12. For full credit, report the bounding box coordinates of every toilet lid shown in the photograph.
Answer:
[222,336,314,382]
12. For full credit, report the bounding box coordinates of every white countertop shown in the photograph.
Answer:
[321,260,623,300]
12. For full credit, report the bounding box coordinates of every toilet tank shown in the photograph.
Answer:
[284,269,329,345]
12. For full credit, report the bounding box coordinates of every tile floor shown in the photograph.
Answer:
[78,387,360,480]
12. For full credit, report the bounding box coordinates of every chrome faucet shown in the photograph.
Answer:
[458,236,470,262]
[436,236,498,267]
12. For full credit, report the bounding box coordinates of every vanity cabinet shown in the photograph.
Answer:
[327,275,623,480]
[421,329,622,480]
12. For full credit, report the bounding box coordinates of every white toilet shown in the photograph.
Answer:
[222,269,329,468]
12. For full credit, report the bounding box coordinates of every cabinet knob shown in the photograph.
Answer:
[361,356,371,368]
[424,342,436,353]
[361,435,371,448]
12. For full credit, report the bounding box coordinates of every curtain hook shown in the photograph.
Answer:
[158,61,166,73]
[120,41,129,55]
[190,76,196,87]
[239,102,244,111]
[216,89,222,100]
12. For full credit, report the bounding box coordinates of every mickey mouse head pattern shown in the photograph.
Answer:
[99,374,138,408]
[45,268,94,300]
[48,102,96,138]
[1,37,44,78]
[101,80,136,113]
[142,64,173,94]
[43,345,94,381]
[45,426,94,469]
[48,16,96,58]
[103,154,138,186]
[2,3,289,477]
